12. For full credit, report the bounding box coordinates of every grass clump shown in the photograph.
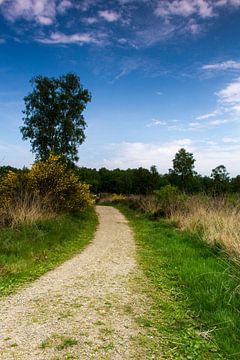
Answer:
[0,207,97,296]
[171,195,240,260]
[117,204,240,359]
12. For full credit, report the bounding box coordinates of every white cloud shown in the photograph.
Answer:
[222,137,240,143]
[216,77,240,106]
[37,31,103,45]
[57,0,73,14]
[102,139,193,170]
[83,17,98,24]
[0,0,57,25]
[196,109,220,120]
[202,60,240,71]
[155,0,240,19]
[155,0,215,18]
[208,119,228,125]
[146,118,167,127]
[89,139,240,176]
[98,10,120,22]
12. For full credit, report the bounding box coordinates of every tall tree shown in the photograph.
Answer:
[170,148,196,191]
[21,73,91,163]
[211,165,230,194]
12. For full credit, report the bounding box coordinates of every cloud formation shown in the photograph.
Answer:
[97,138,240,176]
[0,0,58,25]
[0,0,240,47]
[202,60,240,70]
[37,31,104,45]
[98,10,120,22]
[146,118,167,127]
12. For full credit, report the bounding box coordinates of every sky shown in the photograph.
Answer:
[0,0,240,176]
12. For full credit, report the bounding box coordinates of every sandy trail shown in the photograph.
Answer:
[0,206,149,360]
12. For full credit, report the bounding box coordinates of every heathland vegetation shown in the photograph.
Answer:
[0,72,240,358]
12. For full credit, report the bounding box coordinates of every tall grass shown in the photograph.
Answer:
[123,192,240,261]
[0,190,54,228]
[171,196,240,260]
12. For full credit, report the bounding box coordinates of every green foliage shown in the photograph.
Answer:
[154,184,187,216]
[21,73,91,163]
[118,205,240,359]
[170,148,196,191]
[0,207,97,296]
[211,165,230,195]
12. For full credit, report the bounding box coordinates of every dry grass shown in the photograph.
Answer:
[171,196,240,260]
[0,191,55,227]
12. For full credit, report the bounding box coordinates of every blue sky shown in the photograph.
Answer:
[0,0,240,176]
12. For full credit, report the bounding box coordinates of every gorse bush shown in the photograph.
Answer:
[28,154,94,212]
[0,154,94,226]
[111,194,126,202]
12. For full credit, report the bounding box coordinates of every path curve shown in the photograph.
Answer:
[0,206,148,359]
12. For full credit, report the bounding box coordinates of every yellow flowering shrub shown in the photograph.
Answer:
[111,193,126,202]
[0,154,94,214]
[0,171,20,208]
[27,154,94,212]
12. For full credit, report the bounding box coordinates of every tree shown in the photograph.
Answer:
[170,148,196,191]
[21,73,91,163]
[211,165,230,194]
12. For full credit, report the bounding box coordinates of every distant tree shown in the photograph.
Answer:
[21,73,91,164]
[211,165,230,194]
[149,165,160,191]
[231,175,240,192]
[170,148,196,191]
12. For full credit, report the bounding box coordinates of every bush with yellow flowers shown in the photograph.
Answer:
[27,154,94,212]
[111,193,126,202]
[0,154,94,215]
[0,170,20,209]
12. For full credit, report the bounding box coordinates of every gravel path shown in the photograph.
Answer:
[0,206,150,360]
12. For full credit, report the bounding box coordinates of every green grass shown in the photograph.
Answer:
[0,207,97,296]
[117,204,240,359]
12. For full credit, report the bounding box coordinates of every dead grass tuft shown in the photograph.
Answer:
[171,196,240,260]
[0,191,55,227]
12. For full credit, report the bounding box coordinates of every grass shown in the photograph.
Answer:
[171,195,240,260]
[117,204,240,359]
[0,207,97,296]
[40,334,78,350]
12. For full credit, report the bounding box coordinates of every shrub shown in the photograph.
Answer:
[0,170,20,209]
[0,154,94,226]
[154,185,187,217]
[27,154,94,212]
[111,194,126,202]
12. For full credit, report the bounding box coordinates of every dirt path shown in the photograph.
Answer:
[0,206,151,360]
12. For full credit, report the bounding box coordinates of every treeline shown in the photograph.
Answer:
[2,148,240,195]
[2,165,240,195]
[77,166,240,194]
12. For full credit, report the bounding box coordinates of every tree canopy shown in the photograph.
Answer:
[21,73,91,163]
[170,148,196,190]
